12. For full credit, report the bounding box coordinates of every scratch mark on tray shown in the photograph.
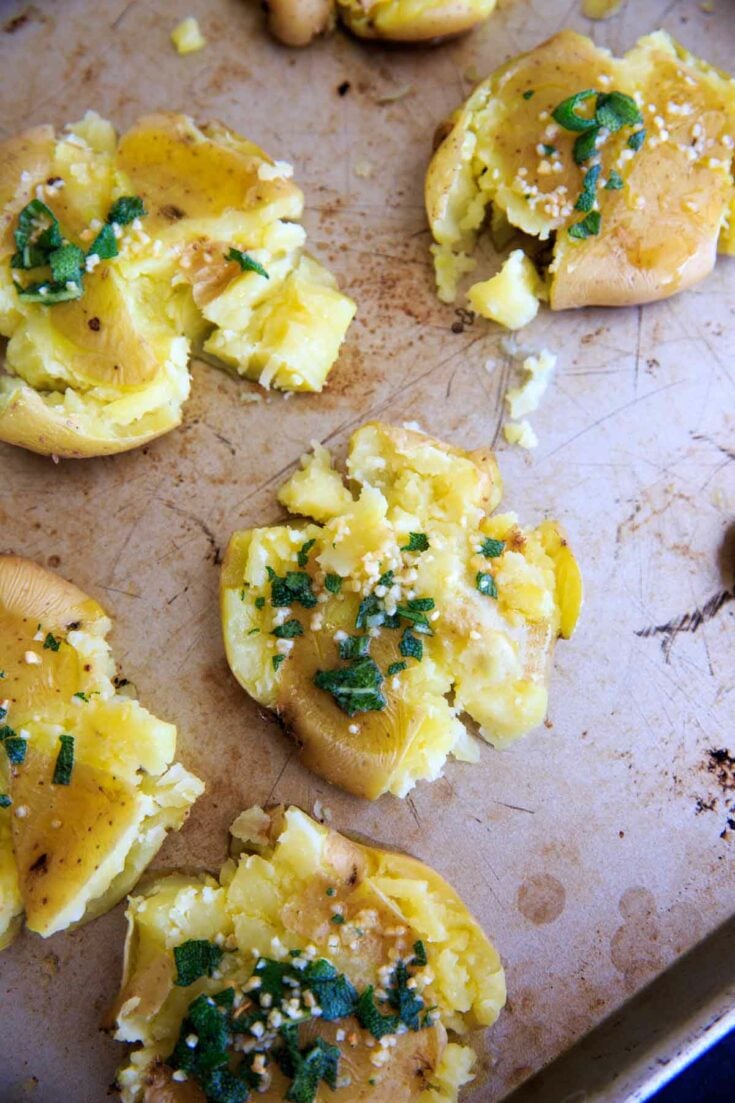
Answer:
[492,800,536,815]
[111,0,139,29]
[543,380,682,461]
[163,503,222,565]
[406,794,422,831]
[266,751,294,805]
[635,590,733,661]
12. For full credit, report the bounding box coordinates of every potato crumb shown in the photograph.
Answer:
[171,17,206,54]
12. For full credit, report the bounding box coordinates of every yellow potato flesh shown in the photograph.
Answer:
[0,556,202,944]
[221,422,581,799]
[113,805,505,1103]
[426,29,735,312]
[0,112,354,457]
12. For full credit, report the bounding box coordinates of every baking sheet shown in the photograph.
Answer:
[1,0,734,1099]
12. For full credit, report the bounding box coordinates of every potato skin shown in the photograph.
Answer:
[338,0,497,44]
[267,0,335,46]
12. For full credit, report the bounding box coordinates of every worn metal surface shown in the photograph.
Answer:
[0,0,733,1100]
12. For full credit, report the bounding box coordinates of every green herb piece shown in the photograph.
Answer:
[476,571,498,599]
[324,574,342,594]
[480,538,505,558]
[401,532,429,553]
[541,143,557,155]
[227,247,269,279]
[43,632,61,652]
[247,627,260,636]
[15,278,83,304]
[267,568,317,609]
[47,242,84,286]
[313,657,386,717]
[0,794,11,809]
[273,654,286,672]
[412,940,428,967]
[73,691,89,702]
[297,539,316,568]
[88,221,118,260]
[255,596,266,609]
[568,210,602,240]
[627,128,646,152]
[107,196,146,226]
[386,959,424,1031]
[377,570,394,588]
[594,91,642,134]
[575,164,601,212]
[326,886,336,896]
[330,913,345,925]
[605,170,624,190]
[278,1025,340,1103]
[272,619,303,639]
[355,593,388,630]
[387,661,407,676]
[174,940,224,987]
[52,734,74,785]
[551,89,598,132]
[404,597,435,612]
[522,90,535,100]
[168,990,234,1084]
[573,127,600,164]
[356,987,400,1039]
[200,1070,252,1103]
[396,603,433,634]
[399,629,423,661]
[338,635,371,660]
[1,726,26,766]
[12,199,62,269]
[302,958,358,1021]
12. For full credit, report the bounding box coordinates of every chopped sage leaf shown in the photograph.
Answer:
[522,89,535,100]
[43,632,61,652]
[480,537,505,558]
[313,657,385,717]
[627,128,646,152]
[324,574,342,594]
[297,539,316,568]
[52,734,74,785]
[174,939,224,987]
[387,661,407,676]
[476,571,498,598]
[338,635,371,660]
[551,89,598,132]
[401,532,429,552]
[399,629,423,661]
[568,210,602,239]
[273,654,286,671]
[107,196,146,226]
[594,91,642,133]
[0,794,11,809]
[273,619,303,639]
[574,164,601,212]
[605,170,624,190]
[1,725,27,766]
[227,247,269,279]
[267,567,317,609]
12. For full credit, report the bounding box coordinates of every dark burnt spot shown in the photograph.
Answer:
[4,10,29,33]
[88,317,101,332]
[160,204,185,221]
[348,863,358,886]
[337,81,351,97]
[29,853,48,874]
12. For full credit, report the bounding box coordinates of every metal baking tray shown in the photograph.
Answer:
[1,0,733,1099]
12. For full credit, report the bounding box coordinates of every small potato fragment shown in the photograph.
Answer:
[426,29,735,320]
[467,249,546,329]
[0,556,203,947]
[221,421,581,799]
[112,805,506,1103]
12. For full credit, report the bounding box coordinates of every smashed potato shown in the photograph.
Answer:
[221,422,582,800]
[265,0,496,48]
[0,557,203,946]
[112,804,505,1103]
[0,112,355,457]
[426,30,735,317]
